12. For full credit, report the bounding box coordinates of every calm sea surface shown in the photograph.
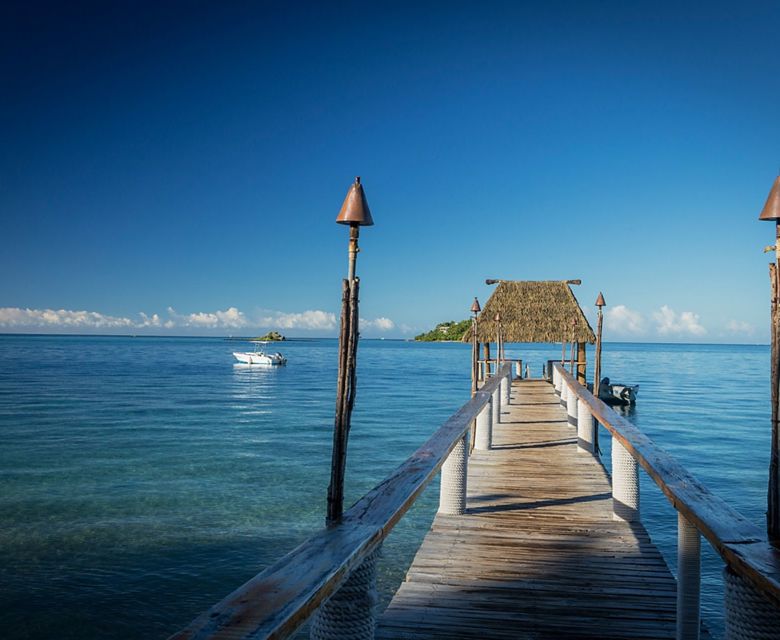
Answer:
[0,336,770,638]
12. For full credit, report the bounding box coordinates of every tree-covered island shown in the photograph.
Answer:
[414,319,471,342]
[254,331,286,341]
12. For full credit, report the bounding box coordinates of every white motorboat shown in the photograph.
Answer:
[233,341,287,366]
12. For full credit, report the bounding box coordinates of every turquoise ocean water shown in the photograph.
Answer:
[0,335,770,638]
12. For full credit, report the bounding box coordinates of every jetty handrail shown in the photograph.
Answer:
[554,362,780,605]
[171,364,512,640]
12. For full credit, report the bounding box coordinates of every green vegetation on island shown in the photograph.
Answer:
[414,319,471,342]
[254,331,286,341]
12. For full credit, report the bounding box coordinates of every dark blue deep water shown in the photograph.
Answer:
[0,336,770,638]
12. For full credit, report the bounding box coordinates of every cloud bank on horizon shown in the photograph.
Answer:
[0,303,758,342]
[604,304,756,341]
[0,306,396,335]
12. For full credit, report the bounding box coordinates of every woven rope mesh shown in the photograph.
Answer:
[611,440,639,521]
[677,514,701,639]
[492,387,501,425]
[310,548,381,640]
[439,435,467,515]
[577,399,594,453]
[723,565,780,640]
[474,400,492,451]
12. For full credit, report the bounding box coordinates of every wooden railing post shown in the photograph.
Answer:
[577,397,595,453]
[611,438,640,521]
[439,434,468,515]
[310,547,381,640]
[676,513,701,640]
[514,360,521,378]
[492,385,501,426]
[553,365,561,395]
[566,381,578,428]
[723,564,780,639]
[474,396,493,451]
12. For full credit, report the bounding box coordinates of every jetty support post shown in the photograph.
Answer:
[310,545,381,640]
[501,369,510,406]
[553,363,562,396]
[560,371,568,408]
[566,379,578,429]
[439,433,468,515]
[577,397,595,454]
[474,395,493,451]
[492,383,501,426]
[723,563,780,639]
[611,438,640,521]
[676,513,701,640]
[760,177,780,542]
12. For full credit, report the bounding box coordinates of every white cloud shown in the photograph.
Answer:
[361,317,395,331]
[653,305,706,337]
[726,319,755,336]
[0,305,342,333]
[167,306,247,328]
[257,310,336,331]
[0,307,136,329]
[605,305,645,335]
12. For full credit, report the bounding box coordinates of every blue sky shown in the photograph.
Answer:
[1,1,778,342]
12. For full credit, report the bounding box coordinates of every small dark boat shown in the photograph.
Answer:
[599,377,638,406]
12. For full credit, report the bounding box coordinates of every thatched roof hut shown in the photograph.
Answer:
[464,280,596,344]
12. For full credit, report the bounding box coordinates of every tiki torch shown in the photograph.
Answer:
[327,177,373,525]
[471,297,481,394]
[759,175,780,542]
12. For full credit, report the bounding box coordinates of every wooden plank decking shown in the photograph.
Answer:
[377,379,705,640]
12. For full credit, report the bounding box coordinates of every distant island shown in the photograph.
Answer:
[254,331,286,341]
[415,320,471,342]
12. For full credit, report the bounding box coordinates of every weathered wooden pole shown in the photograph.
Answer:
[759,175,780,542]
[327,176,373,526]
[471,297,481,394]
[569,318,576,374]
[594,293,605,398]
[494,312,502,371]
[593,292,605,452]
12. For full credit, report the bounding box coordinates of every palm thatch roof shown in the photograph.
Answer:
[464,280,596,344]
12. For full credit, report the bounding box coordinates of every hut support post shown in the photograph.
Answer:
[483,343,491,377]
[676,513,701,640]
[577,341,586,385]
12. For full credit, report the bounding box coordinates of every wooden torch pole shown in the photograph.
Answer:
[769,221,780,541]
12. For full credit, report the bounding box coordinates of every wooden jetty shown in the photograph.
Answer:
[171,363,780,640]
[377,378,697,639]
[171,280,780,640]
